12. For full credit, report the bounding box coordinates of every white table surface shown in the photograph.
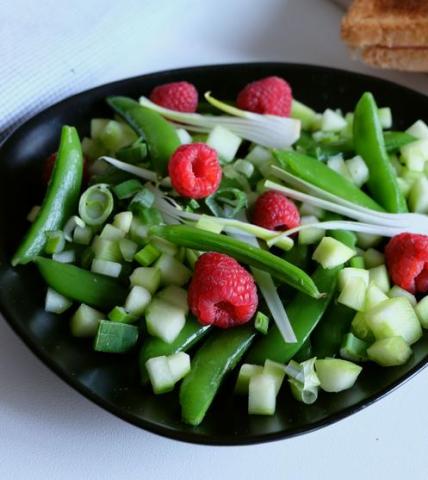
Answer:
[1,1,428,479]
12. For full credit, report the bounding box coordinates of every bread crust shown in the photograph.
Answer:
[361,46,428,71]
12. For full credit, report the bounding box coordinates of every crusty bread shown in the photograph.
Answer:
[342,0,428,48]
[361,46,428,71]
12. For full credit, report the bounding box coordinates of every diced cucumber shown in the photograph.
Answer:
[90,119,109,139]
[298,216,325,245]
[349,256,365,269]
[248,373,277,415]
[345,155,369,187]
[299,203,324,218]
[176,128,192,145]
[400,139,428,170]
[415,296,428,328]
[98,119,138,151]
[145,356,175,394]
[337,277,367,312]
[206,125,242,163]
[92,236,122,262]
[125,286,152,316]
[52,250,76,264]
[365,282,389,310]
[150,237,179,256]
[130,267,161,294]
[70,304,104,337]
[340,333,369,362]
[312,236,355,269]
[363,248,385,268]
[234,159,255,178]
[321,109,347,132]
[338,267,369,291]
[119,238,138,262]
[378,107,392,129]
[91,259,122,278]
[389,285,417,306]
[81,137,106,160]
[134,243,162,267]
[254,311,270,335]
[113,211,133,234]
[315,358,362,393]
[145,299,186,344]
[156,285,189,314]
[406,120,428,140]
[291,99,319,130]
[185,248,200,269]
[100,224,126,242]
[155,254,192,286]
[264,359,286,395]
[408,177,428,213]
[108,306,137,324]
[367,337,412,367]
[235,363,264,394]
[327,155,353,181]
[356,232,382,249]
[365,297,422,345]
[245,145,273,172]
[351,311,374,342]
[167,352,191,382]
[389,154,403,176]
[45,288,72,314]
[94,320,139,353]
[369,265,390,293]
[397,177,412,197]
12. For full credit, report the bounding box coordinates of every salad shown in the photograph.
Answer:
[12,75,428,426]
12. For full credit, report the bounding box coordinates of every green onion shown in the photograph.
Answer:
[79,184,114,226]
[63,215,85,241]
[100,224,125,241]
[52,250,76,264]
[92,236,122,262]
[113,211,133,234]
[134,243,161,267]
[94,320,139,353]
[113,179,144,199]
[119,238,138,262]
[44,230,65,254]
[108,306,138,324]
[285,358,320,405]
[254,311,270,335]
[116,141,148,164]
[91,259,122,278]
[73,225,93,245]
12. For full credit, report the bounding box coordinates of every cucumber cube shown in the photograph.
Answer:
[408,177,428,213]
[94,320,139,353]
[156,285,189,314]
[337,277,367,312]
[99,120,137,151]
[400,139,428,170]
[235,364,264,394]
[351,311,374,342]
[338,267,369,291]
[145,299,186,344]
[299,203,324,218]
[365,282,389,310]
[245,145,273,172]
[90,118,109,139]
[248,373,277,415]
[315,358,362,393]
[406,120,428,140]
[263,359,286,395]
[365,297,422,345]
[155,254,192,287]
[367,337,412,367]
[378,107,392,129]
[363,248,384,268]
[176,128,192,145]
[206,125,242,163]
[369,265,390,293]
[167,352,191,382]
[340,333,369,362]
[298,216,325,245]
[327,155,353,181]
[145,356,175,394]
[45,288,72,314]
[389,285,417,306]
[321,109,347,132]
[71,304,104,337]
[130,267,161,294]
[356,232,382,249]
[291,99,318,130]
[397,177,412,197]
[415,296,428,328]
[345,155,369,187]
[125,286,152,316]
[234,159,255,178]
[312,236,355,269]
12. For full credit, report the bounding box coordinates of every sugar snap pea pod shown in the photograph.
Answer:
[139,318,211,383]
[292,337,313,362]
[384,131,417,152]
[274,150,384,212]
[353,92,407,213]
[180,325,256,426]
[150,225,321,299]
[35,257,127,309]
[311,302,355,358]
[281,244,310,270]
[12,126,83,265]
[107,96,180,176]
[246,265,340,365]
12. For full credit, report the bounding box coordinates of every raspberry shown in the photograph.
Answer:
[149,81,198,113]
[168,143,222,199]
[236,76,292,117]
[251,190,300,231]
[188,253,258,328]
[385,233,428,293]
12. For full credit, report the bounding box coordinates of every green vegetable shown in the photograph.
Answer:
[366,337,412,367]
[107,96,180,175]
[292,338,312,362]
[79,184,114,226]
[248,373,277,415]
[44,230,66,254]
[235,363,264,394]
[353,92,407,213]
[315,358,362,392]
[35,257,126,309]
[134,244,161,267]
[205,187,248,218]
[247,266,339,365]
[254,311,270,335]
[12,126,83,265]
[340,333,369,362]
[349,256,365,269]
[108,306,137,324]
[113,179,144,199]
[180,326,256,426]
[150,225,321,299]
[274,150,383,211]
[70,304,104,337]
[116,141,148,164]
[94,320,139,353]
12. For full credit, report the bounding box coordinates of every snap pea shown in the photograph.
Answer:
[180,325,256,426]
[12,126,83,265]
[149,225,321,299]
[281,244,310,271]
[246,265,340,365]
[274,150,384,212]
[139,318,211,383]
[311,302,355,358]
[35,257,127,309]
[353,92,407,213]
[107,96,180,176]
[292,337,313,362]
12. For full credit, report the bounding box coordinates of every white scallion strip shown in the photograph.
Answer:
[63,215,85,242]
[139,95,300,149]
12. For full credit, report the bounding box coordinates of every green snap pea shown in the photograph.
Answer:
[180,325,256,426]
[246,265,340,365]
[35,257,127,309]
[107,96,180,176]
[12,126,83,265]
[149,224,321,299]
[353,92,407,213]
[274,150,384,211]
[292,337,313,362]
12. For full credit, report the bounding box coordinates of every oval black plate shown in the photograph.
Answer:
[1,63,428,445]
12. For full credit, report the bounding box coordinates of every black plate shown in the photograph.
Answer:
[1,63,428,445]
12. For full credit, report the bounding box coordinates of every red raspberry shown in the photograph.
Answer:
[236,76,292,117]
[251,190,300,231]
[149,81,198,113]
[188,253,258,328]
[168,143,222,199]
[385,233,428,293]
